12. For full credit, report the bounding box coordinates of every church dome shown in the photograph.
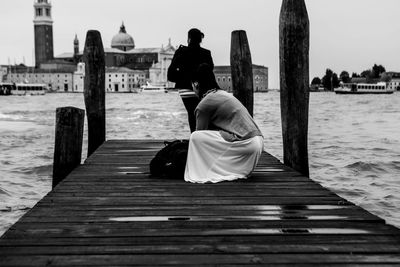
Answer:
[111,23,135,51]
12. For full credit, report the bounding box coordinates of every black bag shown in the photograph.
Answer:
[150,140,189,179]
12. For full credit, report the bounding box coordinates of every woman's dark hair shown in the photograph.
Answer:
[188,28,204,45]
[192,63,220,98]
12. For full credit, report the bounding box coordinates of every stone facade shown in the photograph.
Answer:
[388,78,400,91]
[71,63,147,93]
[214,65,269,92]
[0,66,8,82]
[33,0,54,68]
[6,67,73,92]
[386,72,400,91]
[72,63,85,92]
[105,67,147,93]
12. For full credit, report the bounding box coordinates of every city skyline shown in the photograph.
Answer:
[1,0,400,88]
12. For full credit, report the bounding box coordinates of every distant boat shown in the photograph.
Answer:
[140,82,168,93]
[334,82,394,94]
[0,83,13,96]
[11,83,47,96]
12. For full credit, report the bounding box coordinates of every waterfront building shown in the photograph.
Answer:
[350,73,400,91]
[56,24,176,89]
[4,2,270,93]
[72,63,84,92]
[214,65,269,92]
[1,66,8,82]
[6,65,74,92]
[106,67,146,92]
[386,72,400,91]
[33,0,54,68]
[350,77,368,84]
[72,63,147,93]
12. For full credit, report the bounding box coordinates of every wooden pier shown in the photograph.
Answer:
[1,139,400,266]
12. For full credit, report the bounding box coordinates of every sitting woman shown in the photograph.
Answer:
[184,63,264,183]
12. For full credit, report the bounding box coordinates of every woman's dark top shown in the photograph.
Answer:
[167,45,214,89]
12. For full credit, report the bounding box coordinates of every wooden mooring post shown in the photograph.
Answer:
[52,107,85,188]
[230,30,254,116]
[83,30,106,157]
[279,0,310,176]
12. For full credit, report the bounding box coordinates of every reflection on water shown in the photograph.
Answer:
[0,91,400,235]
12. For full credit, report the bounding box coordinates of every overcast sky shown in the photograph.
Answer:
[1,0,400,88]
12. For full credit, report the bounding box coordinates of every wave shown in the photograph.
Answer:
[345,160,400,174]
[356,100,372,105]
[0,112,24,121]
[32,164,52,176]
[346,161,386,172]
[17,164,52,176]
[0,206,31,212]
[113,110,186,121]
[0,187,11,196]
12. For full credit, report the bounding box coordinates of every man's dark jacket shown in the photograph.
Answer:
[167,45,214,89]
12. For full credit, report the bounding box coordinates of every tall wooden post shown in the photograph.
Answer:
[279,0,310,177]
[82,30,105,157]
[52,107,85,188]
[230,30,254,116]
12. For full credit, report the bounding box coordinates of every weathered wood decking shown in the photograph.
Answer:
[1,140,400,266]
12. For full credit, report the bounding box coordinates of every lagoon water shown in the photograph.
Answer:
[0,91,399,235]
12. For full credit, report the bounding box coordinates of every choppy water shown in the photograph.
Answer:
[0,91,399,235]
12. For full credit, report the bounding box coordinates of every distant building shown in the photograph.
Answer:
[56,24,176,89]
[0,66,8,82]
[105,67,146,92]
[73,63,84,92]
[4,2,271,94]
[5,0,75,90]
[6,65,73,92]
[309,84,324,92]
[350,77,368,84]
[33,0,54,68]
[386,72,400,91]
[214,65,268,92]
[351,73,400,91]
[71,64,147,93]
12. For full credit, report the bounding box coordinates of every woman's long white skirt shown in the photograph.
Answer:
[184,130,264,183]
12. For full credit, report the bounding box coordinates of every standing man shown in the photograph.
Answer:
[168,28,215,133]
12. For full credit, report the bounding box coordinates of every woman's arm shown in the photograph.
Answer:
[195,109,210,131]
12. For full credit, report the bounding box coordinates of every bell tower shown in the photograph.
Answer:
[74,34,79,55]
[33,0,54,68]
[73,34,79,63]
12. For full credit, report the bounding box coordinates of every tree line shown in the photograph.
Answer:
[311,64,388,91]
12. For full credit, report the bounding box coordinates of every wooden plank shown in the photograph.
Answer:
[2,235,400,246]
[36,196,346,206]
[7,221,398,237]
[20,208,380,219]
[1,254,400,266]
[32,204,359,214]
[2,243,400,255]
